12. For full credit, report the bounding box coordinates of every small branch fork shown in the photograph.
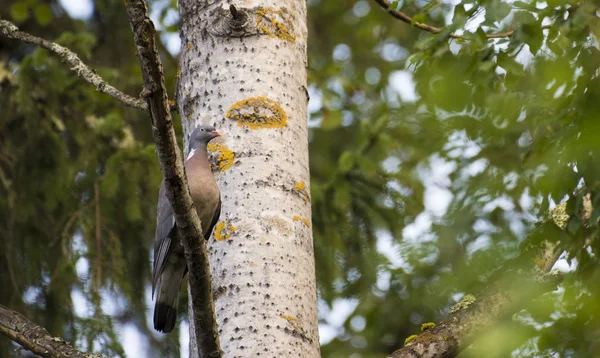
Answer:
[373,0,515,39]
[124,1,222,357]
[0,19,147,110]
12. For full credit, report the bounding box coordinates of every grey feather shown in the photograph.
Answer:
[204,197,221,241]
[152,124,222,333]
[152,181,176,296]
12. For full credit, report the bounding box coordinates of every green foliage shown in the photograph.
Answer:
[308,0,600,356]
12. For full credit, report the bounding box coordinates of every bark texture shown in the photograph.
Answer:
[124,1,221,356]
[177,1,319,356]
[0,305,104,358]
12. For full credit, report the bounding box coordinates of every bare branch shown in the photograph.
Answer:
[372,0,514,39]
[0,19,147,110]
[123,1,222,357]
[0,305,104,358]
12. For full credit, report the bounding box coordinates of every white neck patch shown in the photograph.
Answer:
[186,148,197,161]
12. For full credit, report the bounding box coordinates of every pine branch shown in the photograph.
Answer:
[0,19,147,110]
[0,305,104,358]
[123,1,222,357]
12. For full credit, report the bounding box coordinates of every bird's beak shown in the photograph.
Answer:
[211,131,222,137]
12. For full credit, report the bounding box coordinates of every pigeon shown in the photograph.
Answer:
[152,124,222,333]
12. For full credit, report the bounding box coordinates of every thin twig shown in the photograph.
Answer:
[0,19,148,110]
[373,0,514,39]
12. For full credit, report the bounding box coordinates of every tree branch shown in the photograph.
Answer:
[0,305,104,358]
[388,201,579,358]
[373,0,514,39]
[389,270,562,358]
[123,1,222,357]
[0,19,147,111]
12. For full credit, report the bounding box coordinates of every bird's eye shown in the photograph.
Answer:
[201,128,204,131]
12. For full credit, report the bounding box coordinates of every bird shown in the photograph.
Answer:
[152,124,222,333]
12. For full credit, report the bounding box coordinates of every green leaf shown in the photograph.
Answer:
[33,4,52,26]
[338,152,355,173]
[10,2,30,23]
[483,0,512,25]
[521,23,543,54]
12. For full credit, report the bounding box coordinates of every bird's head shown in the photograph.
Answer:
[188,124,221,153]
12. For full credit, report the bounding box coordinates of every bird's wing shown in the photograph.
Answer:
[152,181,176,296]
[204,195,222,241]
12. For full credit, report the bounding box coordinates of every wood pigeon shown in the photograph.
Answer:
[152,124,222,333]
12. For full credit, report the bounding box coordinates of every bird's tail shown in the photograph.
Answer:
[153,263,186,333]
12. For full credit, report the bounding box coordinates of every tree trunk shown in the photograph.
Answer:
[177,1,319,356]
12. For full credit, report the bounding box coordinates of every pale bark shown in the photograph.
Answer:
[177,1,319,357]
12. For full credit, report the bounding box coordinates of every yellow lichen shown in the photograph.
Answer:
[255,7,296,43]
[280,314,298,329]
[207,143,235,172]
[186,43,192,53]
[214,221,236,241]
[214,222,227,241]
[293,215,311,227]
[421,322,435,331]
[292,181,309,202]
[404,334,418,346]
[176,67,182,78]
[294,181,305,191]
[550,202,569,229]
[450,294,476,313]
[226,96,287,129]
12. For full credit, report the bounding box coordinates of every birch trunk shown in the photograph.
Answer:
[177,1,319,356]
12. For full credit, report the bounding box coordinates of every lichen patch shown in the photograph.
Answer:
[280,313,298,329]
[450,294,476,313]
[208,143,235,172]
[293,215,311,227]
[255,7,296,43]
[214,221,236,241]
[226,96,287,129]
[293,181,310,202]
[421,322,435,331]
[260,211,293,237]
[404,334,418,346]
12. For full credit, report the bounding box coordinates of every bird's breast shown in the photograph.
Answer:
[186,152,220,234]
